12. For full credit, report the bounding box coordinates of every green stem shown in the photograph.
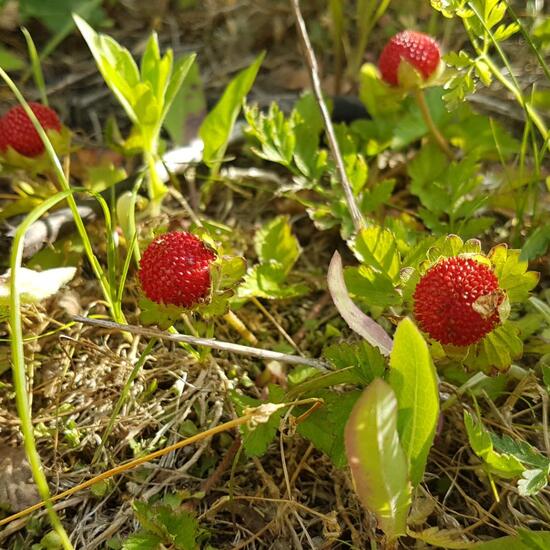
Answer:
[145,151,167,209]
[0,68,123,324]
[414,88,454,160]
[92,338,157,465]
[9,192,75,550]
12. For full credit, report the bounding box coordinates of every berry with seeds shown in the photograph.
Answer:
[0,119,7,152]
[138,231,216,308]
[378,30,441,87]
[2,102,62,157]
[413,256,504,346]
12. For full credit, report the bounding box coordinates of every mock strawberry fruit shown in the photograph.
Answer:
[138,231,216,308]
[1,102,62,157]
[413,256,504,346]
[0,119,7,152]
[378,30,441,87]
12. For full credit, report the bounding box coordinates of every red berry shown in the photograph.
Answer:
[378,30,441,87]
[2,102,62,157]
[138,231,216,308]
[413,256,503,346]
[0,119,7,152]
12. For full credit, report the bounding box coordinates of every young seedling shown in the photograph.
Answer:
[378,30,453,159]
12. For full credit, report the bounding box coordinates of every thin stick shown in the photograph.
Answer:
[414,88,454,160]
[73,316,329,371]
[290,0,364,232]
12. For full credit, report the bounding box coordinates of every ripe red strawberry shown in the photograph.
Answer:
[378,30,441,87]
[1,102,62,157]
[0,119,7,152]
[413,256,504,346]
[138,231,216,308]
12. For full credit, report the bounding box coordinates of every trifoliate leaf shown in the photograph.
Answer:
[323,340,386,385]
[230,385,285,457]
[488,245,540,302]
[464,412,525,478]
[463,322,523,373]
[298,389,361,468]
[350,226,401,281]
[0,267,76,305]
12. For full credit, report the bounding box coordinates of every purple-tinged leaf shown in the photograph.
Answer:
[328,251,393,356]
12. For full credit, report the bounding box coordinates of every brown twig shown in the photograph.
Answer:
[72,316,329,371]
[290,0,365,233]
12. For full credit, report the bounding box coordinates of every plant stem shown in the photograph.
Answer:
[8,192,76,550]
[73,315,329,370]
[92,338,157,465]
[414,88,454,160]
[290,0,365,233]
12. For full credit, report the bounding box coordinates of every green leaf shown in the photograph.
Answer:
[237,264,308,300]
[0,47,25,71]
[488,245,540,302]
[464,412,525,478]
[491,433,550,470]
[344,378,411,539]
[351,226,401,281]
[162,53,196,121]
[122,531,162,550]
[518,468,549,496]
[21,0,107,34]
[388,318,439,486]
[163,57,203,144]
[323,340,386,385]
[463,322,523,373]
[230,386,285,457]
[344,265,402,308]
[156,508,199,550]
[298,390,361,468]
[358,63,405,117]
[520,226,550,261]
[468,530,550,549]
[74,16,139,123]
[255,216,300,272]
[200,52,265,168]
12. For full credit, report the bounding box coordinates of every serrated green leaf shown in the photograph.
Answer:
[323,341,386,384]
[297,390,360,468]
[463,322,523,372]
[230,386,285,457]
[344,265,402,308]
[200,52,264,168]
[255,216,300,272]
[491,433,550,470]
[488,246,539,302]
[361,179,395,213]
[155,507,199,550]
[139,298,182,329]
[122,531,162,550]
[352,226,401,281]
[464,412,525,478]
[518,468,549,496]
[344,379,411,539]
[388,318,439,486]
